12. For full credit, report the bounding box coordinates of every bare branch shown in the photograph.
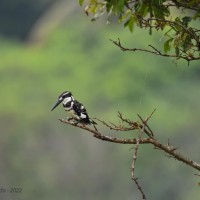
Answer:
[131,109,156,178]
[59,117,200,171]
[59,118,151,144]
[131,125,144,178]
[130,110,158,199]
[110,38,200,62]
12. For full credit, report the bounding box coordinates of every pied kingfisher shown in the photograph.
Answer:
[51,91,97,125]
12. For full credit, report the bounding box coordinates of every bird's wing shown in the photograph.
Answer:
[73,100,89,119]
[73,100,97,125]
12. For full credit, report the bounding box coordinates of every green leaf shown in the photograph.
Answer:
[124,19,130,28]
[124,15,135,32]
[164,38,173,53]
[79,0,84,6]
[139,3,149,17]
[119,9,131,23]
[182,16,192,27]
[118,0,125,13]
[128,16,134,32]
[149,27,152,35]
[111,0,125,14]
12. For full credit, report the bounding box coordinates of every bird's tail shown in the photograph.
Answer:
[89,118,97,125]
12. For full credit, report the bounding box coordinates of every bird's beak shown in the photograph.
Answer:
[51,99,62,111]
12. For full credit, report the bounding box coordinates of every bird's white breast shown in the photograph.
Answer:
[66,109,80,120]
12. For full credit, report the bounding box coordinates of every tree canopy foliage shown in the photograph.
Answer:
[80,0,200,63]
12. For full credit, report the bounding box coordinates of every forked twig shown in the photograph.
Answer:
[137,108,156,137]
[130,110,156,199]
[94,118,136,131]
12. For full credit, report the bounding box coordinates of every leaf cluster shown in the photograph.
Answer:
[79,0,200,62]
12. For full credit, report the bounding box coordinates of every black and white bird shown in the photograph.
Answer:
[51,91,97,125]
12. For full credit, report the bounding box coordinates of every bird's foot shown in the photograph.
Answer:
[67,117,74,122]
[66,117,78,125]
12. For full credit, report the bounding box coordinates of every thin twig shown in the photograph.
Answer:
[110,38,200,62]
[131,121,147,199]
[94,117,136,131]
[133,178,147,200]
[131,122,145,178]
[131,135,142,178]
[117,111,154,138]
[137,115,154,137]
[118,111,133,126]
[146,108,156,122]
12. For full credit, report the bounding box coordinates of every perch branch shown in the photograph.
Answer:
[59,117,200,171]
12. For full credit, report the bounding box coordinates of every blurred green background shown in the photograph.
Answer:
[0,0,199,200]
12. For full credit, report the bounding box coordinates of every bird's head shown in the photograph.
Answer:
[51,91,73,111]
